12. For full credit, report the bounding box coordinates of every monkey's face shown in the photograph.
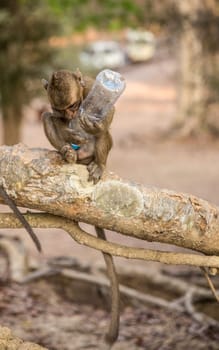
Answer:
[43,70,83,120]
[64,99,81,120]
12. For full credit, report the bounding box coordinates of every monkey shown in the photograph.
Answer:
[41,69,119,343]
[41,69,114,183]
[0,186,42,252]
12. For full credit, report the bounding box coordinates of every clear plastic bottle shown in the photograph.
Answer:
[78,69,126,122]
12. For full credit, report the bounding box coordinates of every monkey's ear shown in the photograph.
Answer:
[41,78,49,90]
[75,68,85,88]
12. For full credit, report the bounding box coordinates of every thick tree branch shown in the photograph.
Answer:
[0,144,219,256]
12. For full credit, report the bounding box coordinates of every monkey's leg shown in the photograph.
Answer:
[0,186,42,252]
[95,227,120,345]
[88,132,113,183]
[42,112,77,163]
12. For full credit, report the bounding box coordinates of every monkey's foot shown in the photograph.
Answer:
[61,145,77,163]
[87,162,103,184]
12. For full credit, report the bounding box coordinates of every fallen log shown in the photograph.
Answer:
[0,143,219,257]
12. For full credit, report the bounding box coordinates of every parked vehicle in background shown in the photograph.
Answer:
[79,41,126,70]
[125,29,156,63]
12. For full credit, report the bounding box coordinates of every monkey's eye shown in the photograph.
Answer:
[68,100,81,112]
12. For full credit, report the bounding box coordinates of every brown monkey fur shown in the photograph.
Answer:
[42,70,119,344]
[42,69,114,183]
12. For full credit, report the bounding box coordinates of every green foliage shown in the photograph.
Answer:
[46,0,144,30]
[45,0,179,32]
[0,0,59,109]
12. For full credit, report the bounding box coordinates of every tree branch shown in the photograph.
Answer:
[1,212,219,269]
[0,144,219,256]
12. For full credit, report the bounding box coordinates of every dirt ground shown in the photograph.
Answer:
[1,52,219,349]
[1,278,219,350]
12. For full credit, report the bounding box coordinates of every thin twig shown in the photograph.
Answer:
[201,267,219,302]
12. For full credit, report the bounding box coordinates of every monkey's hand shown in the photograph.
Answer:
[79,114,105,136]
[87,161,104,184]
[60,144,77,163]
[62,128,86,145]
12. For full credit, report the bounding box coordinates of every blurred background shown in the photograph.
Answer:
[1,2,219,348]
[0,0,219,261]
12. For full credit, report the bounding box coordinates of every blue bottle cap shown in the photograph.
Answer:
[71,143,80,151]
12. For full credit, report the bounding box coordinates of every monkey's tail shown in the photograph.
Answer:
[95,226,120,345]
[0,187,42,252]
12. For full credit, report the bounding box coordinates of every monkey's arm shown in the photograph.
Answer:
[0,186,41,252]
[80,75,114,135]
[80,108,114,183]
[87,131,113,183]
[79,104,114,183]
[42,111,86,163]
[42,111,85,148]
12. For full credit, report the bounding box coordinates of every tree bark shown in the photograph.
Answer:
[177,20,206,130]
[1,103,23,145]
[0,143,219,257]
[174,0,217,135]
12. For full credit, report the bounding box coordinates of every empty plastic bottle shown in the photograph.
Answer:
[78,69,126,122]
